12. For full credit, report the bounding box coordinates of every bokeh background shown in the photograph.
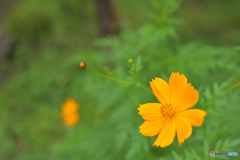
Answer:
[0,0,240,159]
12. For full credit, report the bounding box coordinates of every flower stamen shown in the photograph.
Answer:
[160,103,174,117]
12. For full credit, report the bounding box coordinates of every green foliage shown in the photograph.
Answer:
[178,0,240,45]
[0,0,240,159]
[5,0,97,47]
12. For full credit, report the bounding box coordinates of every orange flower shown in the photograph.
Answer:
[138,72,207,147]
[61,98,80,127]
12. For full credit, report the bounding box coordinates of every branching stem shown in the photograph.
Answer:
[86,68,151,92]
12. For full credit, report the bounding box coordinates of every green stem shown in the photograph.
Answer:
[209,113,240,153]
[136,83,152,93]
[220,113,240,140]
[87,68,132,84]
[204,81,240,160]
[86,68,152,93]
[205,81,240,110]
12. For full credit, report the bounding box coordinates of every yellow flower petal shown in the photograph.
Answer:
[169,72,199,112]
[62,98,79,114]
[61,98,80,127]
[150,78,170,104]
[153,117,176,147]
[169,72,188,109]
[63,113,80,127]
[174,83,199,112]
[138,103,162,121]
[174,115,192,145]
[176,109,207,126]
[139,117,167,137]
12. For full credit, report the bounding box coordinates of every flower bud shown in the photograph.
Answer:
[79,61,86,69]
[142,45,148,51]
[128,58,133,64]
[103,65,109,72]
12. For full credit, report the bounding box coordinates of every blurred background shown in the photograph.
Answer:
[0,0,239,159]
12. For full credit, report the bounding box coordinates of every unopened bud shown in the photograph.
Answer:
[131,67,135,71]
[103,65,109,72]
[128,58,133,64]
[142,46,148,51]
[79,61,86,69]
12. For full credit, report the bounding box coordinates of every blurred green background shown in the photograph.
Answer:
[0,0,239,159]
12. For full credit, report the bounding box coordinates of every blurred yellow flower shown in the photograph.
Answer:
[61,98,80,127]
[138,72,207,147]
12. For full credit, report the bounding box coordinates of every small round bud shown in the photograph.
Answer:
[79,61,86,69]
[128,58,133,64]
[131,67,135,71]
[142,45,148,51]
[103,65,109,72]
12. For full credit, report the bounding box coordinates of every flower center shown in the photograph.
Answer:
[160,103,174,117]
